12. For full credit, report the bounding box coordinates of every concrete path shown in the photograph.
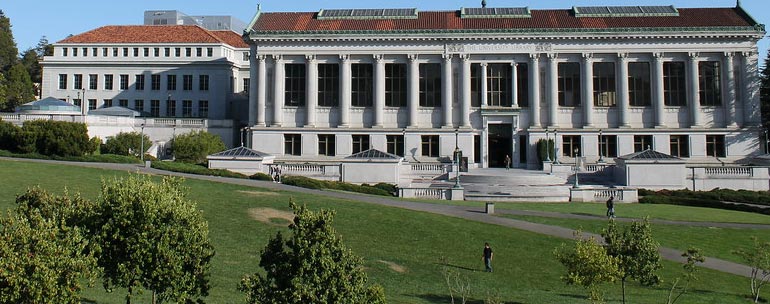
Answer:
[0,157,758,278]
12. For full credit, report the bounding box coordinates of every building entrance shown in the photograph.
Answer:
[488,124,513,168]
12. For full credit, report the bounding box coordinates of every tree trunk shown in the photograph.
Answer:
[622,278,627,304]
[126,286,132,304]
[152,290,157,304]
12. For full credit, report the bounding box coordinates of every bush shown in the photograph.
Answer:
[281,176,394,196]
[88,137,102,155]
[536,138,555,167]
[640,189,770,216]
[249,173,273,181]
[171,130,226,164]
[102,132,151,158]
[373,183,397,194]
[151,161,247,179]
[0,149,141,164]
[16,120,93,157]
[0,120,19,151]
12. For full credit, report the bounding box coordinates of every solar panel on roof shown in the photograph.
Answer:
[574,5,678,17]
[318,8,417,19]
[460,7,531,18]
[608,6,643,14]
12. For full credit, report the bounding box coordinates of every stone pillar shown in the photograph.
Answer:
[272,55,284,127]
[547,53,558,128]
[461,54,471,128]
[248,45,258,126]
[529,53,541,128]
[305,55,318,127]
[256,55,267,127]
[480,63,488,108]
[511,61,518,107]
[373,54,385,128]
[653,53,666,128]
[742,51,760,127]
[408,54,419,128]
[339,54,351,127]
[617,53,630,128]
[582,53,594,128]
[725,52,737,127]
[688,52,702,128]
[442,54,453,128]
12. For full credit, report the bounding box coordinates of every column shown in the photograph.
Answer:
[339,54,351,127]
[408,54,419,128]
[529,54,541,128]
[248,45,258,126]
[256,55,267,127]
[305,55,318,127]
[582,53,594,128]
[617,53,630,128]
[480,63,488,108]
[461,54,471,128]
[724,52,737,127]
[442,54,453,128]
[688,52,702,127]
[653,53,666,128]
[547,53,558,128]
[272,55,284,127]
[742,51,760,127]
[511,61,519,108]
[373,54,385,128]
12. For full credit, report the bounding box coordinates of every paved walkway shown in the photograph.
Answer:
[0,157,758,278]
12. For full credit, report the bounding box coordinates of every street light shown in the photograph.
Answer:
[140,123,145,162]
[453,128,461,188]
[573,147,580,188]
[544,128,551,162]
[401,128,406,157]
[553,129,560,164]
[597,129,605,163]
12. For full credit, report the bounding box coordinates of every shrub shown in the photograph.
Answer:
[536,138,555,167]
[281,176,393,196]
[17,120,92,157]
[282,176,325,189]
[373,183,397,194]
[172,130,226,164]
[151,161,247,179]
[249,173,273,181]
[102,132,151,158]
[0,120,19,151]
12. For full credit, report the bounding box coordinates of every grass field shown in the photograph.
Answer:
[0,159,765,303]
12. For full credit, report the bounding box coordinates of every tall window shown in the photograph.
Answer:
[558,63,581,106]
[562,135,582,157]
[58,74,67,90]
[135,74,145,90]
[73,99,81,107]
[199,75,209,91]
[123,48,128,57]
[196,48,202,57]
[150,100,160,117]
[663,62,687,106]
[88,99,96,110]
[154,47,159,57]
[119,99,128,107]
[74,74,83,89]
[175,47,181,57]
[317,64,338,107]
[207,48,213,57]
[103,48,108,57]
[103,99,112,108]
[88,74,98,90]
[628,62,651,106]
[387,135,404,157]
[487,64,512,107]
[133,47,139,57]
[113,47,118,57]
[421,135,440,157]
[183,75,193,91]
[182,100,192,117]
[351,64,373,107]
[634,135,654,152]
[599,135,618,158]
[419,63,441,107]
[167,75,177,90]
[352,135,370,154]
[517,63,529,107]
[164,47,170,57]
[243,78,250,93]
[699,61,722,106]
[62,48,68,57]
[119,74,129,90]
[283,64,306,106]
[593,62,616,107]
[670,135,689,157]
[706,135,726,157]
[318,134,336,156]
[284,134,302,156]
[134,99,144,112]
[198,100,209,117]
[166,99,176,117]
[144,47,149,57]
[151,75,161,91]
[385,63,407,107]
[104,74,114,90]
[72,47,77,57]
[185,47,191,57]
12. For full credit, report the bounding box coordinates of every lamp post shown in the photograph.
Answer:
[140,123,145,162]
[553,129,560,164]
[573,147,580,188]
[401,128,407,157]
[597,129,605,163]
[544,128,551,162]
[454,128,461,188]
[765,128,769,154]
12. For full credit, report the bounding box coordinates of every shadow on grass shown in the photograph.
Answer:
[414,294,524,304]
[435,262,478,272]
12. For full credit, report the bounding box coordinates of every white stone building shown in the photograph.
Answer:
[243,4,767,169]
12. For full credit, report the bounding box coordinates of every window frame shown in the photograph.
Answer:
[318,134,336,156]
[421,135,440,157]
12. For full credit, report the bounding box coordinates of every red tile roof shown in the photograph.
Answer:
[210,30,249,48]
[58,25,244,47]
[252,8,756,33]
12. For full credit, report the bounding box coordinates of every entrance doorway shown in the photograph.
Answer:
[488,124,513,168]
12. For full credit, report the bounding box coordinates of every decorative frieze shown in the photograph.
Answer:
[445,42,553,54]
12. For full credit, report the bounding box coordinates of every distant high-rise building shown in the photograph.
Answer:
[144,10,246,33]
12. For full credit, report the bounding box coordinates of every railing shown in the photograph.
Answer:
[398,187,448,200]
[704,167,753,177]
[278,163,342,180]
[0,113,83,123]
[570,187,638,203]
[410,163,447,174]
[584,163,613,173]
[593,189,624,201]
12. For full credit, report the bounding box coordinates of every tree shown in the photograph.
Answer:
[602,218,662,304]
[667,247,705,304]
[102,132,151,157]
[171,130,225,164]
[239,201,385,304]
[760,50,770,131]
[0,10,19,72]
[555,232,621,303]
[20,37,50,95]
[0,187,98,304]
[91,175,214,304]
[733,237,770,303]
[2,63,34,111]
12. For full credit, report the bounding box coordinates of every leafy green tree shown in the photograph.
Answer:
[667,247,705,304]
[102,131,151,157]
[0,187,98,304]
[2,62,34,111]
[0,119,19,150]
[20,37,50,91]
[761,50,770,131]
[17,120,93,156]
[602,219,662,304]
[733,237,770,303]
[555,232,621,303]
[91,175,214,304]
[171,130,225,164]
[239,202,385,304]
[0,10,19,72]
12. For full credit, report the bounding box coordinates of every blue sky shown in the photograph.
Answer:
[3,0,767,62]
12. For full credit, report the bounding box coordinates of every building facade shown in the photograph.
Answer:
[244,4,766,168]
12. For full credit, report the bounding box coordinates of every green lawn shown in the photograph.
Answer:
[0,159,763,303]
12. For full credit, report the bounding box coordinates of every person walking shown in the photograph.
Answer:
[504,155,511,170]
[482,242,494,272]
[606,196,615,218]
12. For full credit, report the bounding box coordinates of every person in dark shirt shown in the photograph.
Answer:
[606,196,615,218]
[482,242,494,272]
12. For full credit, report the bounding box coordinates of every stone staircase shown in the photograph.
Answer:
[451,168,572,202]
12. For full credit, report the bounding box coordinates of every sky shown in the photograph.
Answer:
[2,0,768,62]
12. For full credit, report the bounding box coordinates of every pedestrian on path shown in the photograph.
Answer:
[482,242,494,272]
[606,196,615,218]
[504,155,511,170]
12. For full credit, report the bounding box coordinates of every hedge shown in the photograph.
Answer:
[151,161,247,179]
[281,176,395,197]
[0,149,141,164]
